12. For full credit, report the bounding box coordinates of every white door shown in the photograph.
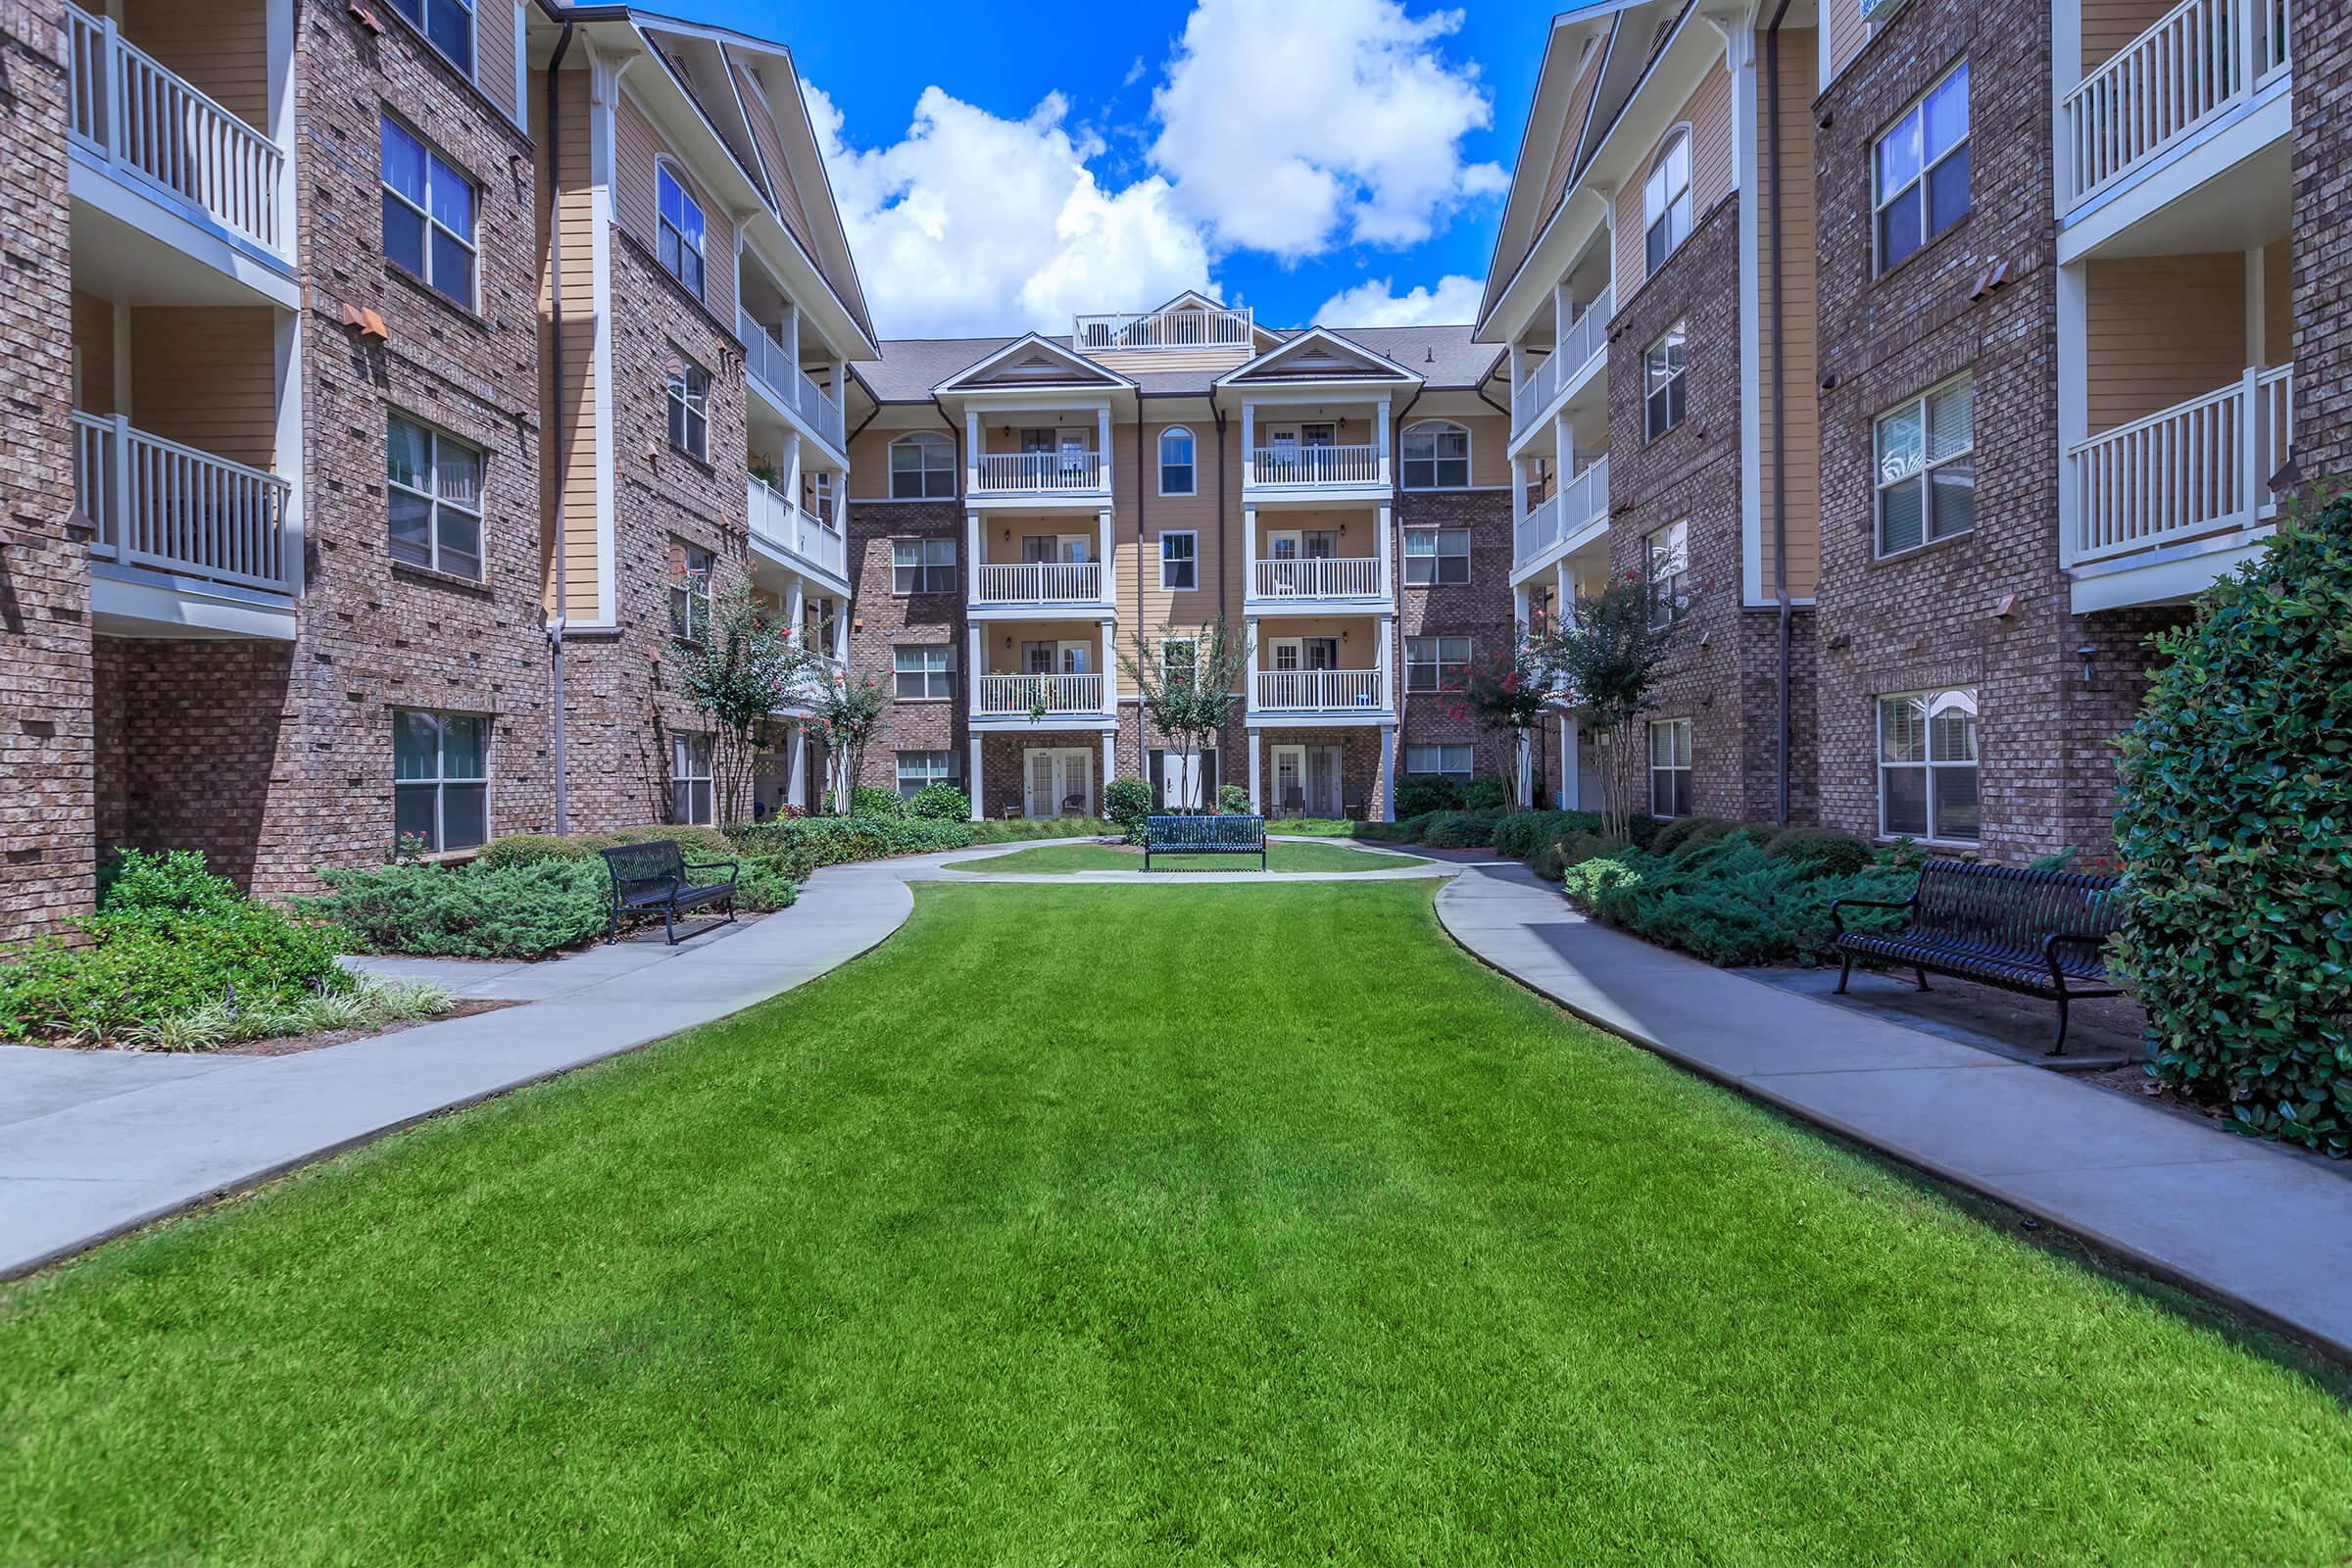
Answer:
[1162,751,1200,809]
[1271,745,1305,816]
[1025,747,1094,818]
[1057,427,1091,477]
[1306,745,1342,818]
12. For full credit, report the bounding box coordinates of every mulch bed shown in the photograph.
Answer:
[208,998,525,1058]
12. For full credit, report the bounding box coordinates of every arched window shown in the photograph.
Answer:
[1158,426,1197,496]
[1642,125,1692,273]
[889,431,956,500]
[1401,419,1470,491]
[657,160,707,300]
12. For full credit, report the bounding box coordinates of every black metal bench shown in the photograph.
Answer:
[1831,859,2127,1054]
[599,840,739,944]
[1143,813,1266,871]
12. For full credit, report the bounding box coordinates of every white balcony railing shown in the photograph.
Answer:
[976,672,1105,715]
[2061,0,2291,209]
[2066,365,2290,565]
[777,652,849,711]
[1512,286,1612,437]
[737,307,847,450]
[73,412,293,594]
[974,452,1106,494]
[1254,669,1385,711]
[1249,444,1384,486]
[748,474,847,578]
[1514,453,1610,565]
[65,3,286,255]
[1074,306,1253,351]
[1251,557,1381,599]
[973,561,1103,604]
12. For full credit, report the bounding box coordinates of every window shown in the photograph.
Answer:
[1401,420,1471,489]
[891,537,956,594]
[668,541,713,643]
[1158,427,1196,496]
[1643,125,1692,273]
[385,0,472,76]
[893,645,955,699]
[1159,638,1199,688]
[1405,744,1475,782]
[380,118,475,308]
[1405,635,1471,692]
[1646,519,1691,627]
[1875,61,1970,271]
[889,433,956,499]
[393,710,487,853]
[671,733,714,826]
[656,164,707,301]
[1160,531,1198,591]
[897,750,959,800]
[1880,689,1978,842]
[1403,526,1470,587]
[664,356,709,460]
[1648,718,1693,818]
[1876,374,1975,555]
[385,415,483,578]
[1644,324,1688,439]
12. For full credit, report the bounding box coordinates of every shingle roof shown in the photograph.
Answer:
[852,324,1502,405]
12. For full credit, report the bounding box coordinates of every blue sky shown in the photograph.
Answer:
[699,1,1551,339]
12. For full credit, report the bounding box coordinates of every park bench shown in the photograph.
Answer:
[599,840,740,945]
[1830,859,2127,1054]
[1143,813,1267,871]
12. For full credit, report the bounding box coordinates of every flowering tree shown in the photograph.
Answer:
[1117,619,1249,812]
[672,583,826,824]
[1444,634,1555,806]
[1526,553,1691,839]
[810,673,891,812]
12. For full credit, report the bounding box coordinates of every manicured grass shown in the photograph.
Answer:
[1264,815,1357,836]
[959,815,1116,844]
[4,883,2349,1564]
[955,839,1427,874]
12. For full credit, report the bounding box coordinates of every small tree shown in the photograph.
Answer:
[1529,553,1690,840]
[1445,632,1555,808]
[672,584,825,824]
[1117,619,1249,813]
[810,674,891,813]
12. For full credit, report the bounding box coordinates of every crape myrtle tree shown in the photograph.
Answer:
[1526,550,1691,840]
[1117,619,1250,814]
[672,583,829,824]
[811,674,892,815]
[1445,633,1555,807]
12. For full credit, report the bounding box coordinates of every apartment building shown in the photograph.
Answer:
[0,0,869,943]
[838,296,1518,821]
[1487,0,2320,861]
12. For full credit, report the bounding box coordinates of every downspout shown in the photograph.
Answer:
[545,20,575,835]
[1212,402,1229,789]
[1135,407,1148,776]
[1765,0,1793,825]
[1390,385,1425,774]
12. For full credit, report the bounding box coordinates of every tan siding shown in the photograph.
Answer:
[128,307,275,469]
[1115,418,1244,636]
[1614,174,1649,304]
[119,0,269,129]
[1759,30,1821,600]
[733,62,816,258]
[1828,0,1867,81]
[537,66,601,622]
[474,0,518,122]
[614,91,738,324]
[72,291,116,416]
[1088,347,1251,376]
[1614,64,1734,302]
[2084,253,2246,433]
[1252,615,1380,671]
[2264,237,2293,368]
[2082,0,2176,73]
[1540,37,1607,225]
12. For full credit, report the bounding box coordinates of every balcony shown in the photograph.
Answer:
[74,412,292,595]
[975,672,1106,717]
[65,3,287,259]
[1247,445,1385,488]
[1074,306,1253,352]
[1514,455,1610,571]
[776,651,848,714]
[1252,669,1387,713]
[971,451,1107,498]
[973,561,1104,607]
[1511,286,1612,442]
[2065,364,2289,608]
[747,474,847,584]
[738,307,847,452]
[2060,0,2290,214]
[1250,557,1382,601]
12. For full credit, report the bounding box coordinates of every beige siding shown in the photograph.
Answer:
[128,307,275,469]
[850,423,958,497]
[1614,64,1734,301]
[2264,237,2293,367]
[2084,253,2247,433]
[1116,418,1244,635]
[1252,615,1380,671]
[1828,0,1867,81]
[614,91,739,324]
[2082,0,2176,72]
[1540,36,1608,226]
[1088,347,1252,376]
[72,291,116,416]
[733,62,816,259]
[474,0,518,122]
[119,0,269,129]
[1759,30,1821,600]
[537,66,601,622]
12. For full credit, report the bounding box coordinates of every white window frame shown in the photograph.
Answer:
[380,116,476,309]
[888,432,956,500]
[1878,688,1980,844]
[385,413,484,579]
[1642,124,1693,275]
[892,644,955,700]
[1646,519,1691,627]
[666,354,709,460]
[891,537,956,594]
[1157,426,1197,496]
[1404,635,1471,692]
[1648,717,1693,819]
[393,709,489,854]
[1874,372,1975,557]
[1644,323,1688,440]
[1874,59,1971,274]
[669,540,713,644]
[671,732,714,826]
[1158,636,1200,687]
[656,161,708,302]
[896,749,959,800]
[384,0,475,80]
[1403,526,1470,586]
[1159,530,1198,591]
[1400,419,1471,491]
[1404,743,1474,782]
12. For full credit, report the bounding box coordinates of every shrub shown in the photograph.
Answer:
[1558,837,1919,968]
[93,848,246,920]
[850,785,907,819]
[964,817,1113,845]
[474,833,588,870]
[1351,813,1433,845]
[1104,778,1154,838]
[2114,502,2352,1157]
[1217,783,1251,815]
[907,783,971,821]
[726,814,970,868]
[1764,827,1874,877]
[304,859,612,959]
[1492,810,1602,860]
[1460,774,1509,810]
[1393,774,1463,819]
[1422,810,1504,850]
[1650,816,1734,857]
[733,857,800,912]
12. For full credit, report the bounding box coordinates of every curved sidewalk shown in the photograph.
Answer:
[1435,856,2352,1362]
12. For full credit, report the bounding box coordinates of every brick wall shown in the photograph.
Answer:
[847,497,963,798]
[2292,0,2352,481]
[0,0,95,940]
[1396,488,1518,797]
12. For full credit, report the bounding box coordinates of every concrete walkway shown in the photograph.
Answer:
[1434,856,2352,1361]
[920,836,1448,884]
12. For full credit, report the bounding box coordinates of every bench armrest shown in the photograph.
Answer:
[682,858,740,883]
[2039,929,2110,975]
[1828,893,1916,935]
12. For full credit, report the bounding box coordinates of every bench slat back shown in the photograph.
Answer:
[1910,860,2124,975]
[600,840,687,897]
[1145,814,1265,850]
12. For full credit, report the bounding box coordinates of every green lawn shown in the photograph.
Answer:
[4,883,2348,1564]
[956,839,1426,874]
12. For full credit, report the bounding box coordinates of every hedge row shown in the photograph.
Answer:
[1556,829,1917,968]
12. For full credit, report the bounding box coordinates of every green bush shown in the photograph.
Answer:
[850,785,907,819]
[92,847,248,919]
[727,814,970,868]
[1460,774,1509,810]
[304,859,612,958]
[1764,826,1874,877]
[907,783,971,821]
[1558,836,1919,968]
[1104,778,1154,838]
[1422,810,1504,850]
[963,817,1113,845]
[1650,816,1735,857]
[2114,502,2352,1157]
[475,825,740,871]
[1351,813,1433,845]
[473,833,588,870]
[1393,775,1463,820]
[1217,783,1250,815]
[1492,810,1602,860]
[733,857,800,913]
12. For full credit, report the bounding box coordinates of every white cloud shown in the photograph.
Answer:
[1148,0,1507,262]
[1313,273,1484,328]
[805,84,1212,339]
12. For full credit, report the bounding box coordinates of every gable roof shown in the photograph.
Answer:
[932,332,1135,394]
[1216,326,1421,387]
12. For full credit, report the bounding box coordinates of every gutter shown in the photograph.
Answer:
[1765,0,1793,826]
[545,19,576,835]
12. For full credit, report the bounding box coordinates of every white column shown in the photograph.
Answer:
[965,408,982,494]
[1244,615,1260,716]
[1554,279,1574,359]
[1248,728,1263,814]
[273,307,304,593]
[966,510,982,601]
[833,599,850,667]
[1376,611,1394,706]
[1097,508,1113,601]
[1375,396,1391,485]
[1508,340,1527,396]
[1562,717,1581,809]
[2245,246,2267,368]
[2056,262,2087,566]
[832,462,848,534]
[966,622,983,715]
[967,731,984,822]
[1102,731,1116,804]
[788,578,806,649]
[1099,617,1115,713]
[783,301,800,369]
[1516,733,1533,808]
[1376,501,1392,598]
[1377,722,1397,822]
[784,429,804,514]
[830,359,846,412]
[1097,404,1111,490]
[1243,505,1258,587]
[787,726,808,809]
[1510,457,1528,533]
[1241,401,1255,473]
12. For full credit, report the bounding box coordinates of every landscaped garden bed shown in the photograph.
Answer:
[951,840,1426,875]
